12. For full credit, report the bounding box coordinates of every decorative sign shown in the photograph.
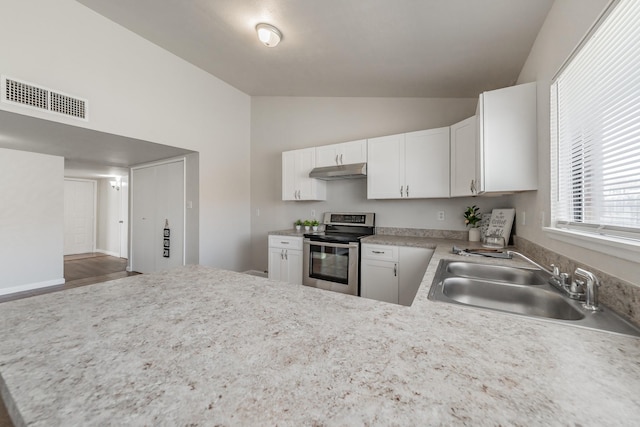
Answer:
[163,219,170,258]
[479,213,492,240]
[485,209,515,245]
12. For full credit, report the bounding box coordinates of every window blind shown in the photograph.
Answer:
[551,0,640,240]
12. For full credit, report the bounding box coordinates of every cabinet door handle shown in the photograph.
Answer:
[284,250,288,260]
[400,185,404,197]
[394,264,397,277]
[335,154,339,165]
[280,241,289,245]
[280,249,284,260]
[470,179,475,194]
[372,250,385,254]
[340,154,343,164]
[406,185,409,197]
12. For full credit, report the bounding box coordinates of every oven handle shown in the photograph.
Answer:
[303,239,359,250]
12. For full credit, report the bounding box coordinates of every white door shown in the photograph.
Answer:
[131,160,185,274]
[119,177,129,259]
[131,166,156,273]
[64,179,95,255]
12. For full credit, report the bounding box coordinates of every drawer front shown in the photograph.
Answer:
[362,244,398,262]
[269,235,303,250]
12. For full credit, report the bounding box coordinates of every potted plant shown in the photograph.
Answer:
[294,219,303,231]
[463,205,482,242]
[303,219,312,231]
[311,219,320,232]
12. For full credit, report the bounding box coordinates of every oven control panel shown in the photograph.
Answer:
[324,212,375,227]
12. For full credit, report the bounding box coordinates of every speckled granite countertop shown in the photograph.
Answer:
[1,239,640,426]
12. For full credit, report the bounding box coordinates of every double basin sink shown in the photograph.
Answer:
[428,260,640,337]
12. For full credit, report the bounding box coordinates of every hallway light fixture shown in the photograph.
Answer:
[110,179,121,191]
[256,23,282,47]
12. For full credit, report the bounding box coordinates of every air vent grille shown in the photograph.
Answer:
[51,91,86,119]
[1,76,88,121]
[5,78,49,110]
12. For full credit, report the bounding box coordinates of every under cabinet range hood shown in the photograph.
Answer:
[308,162,367,180]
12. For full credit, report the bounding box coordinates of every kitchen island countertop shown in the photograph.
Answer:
[1,238,639,426]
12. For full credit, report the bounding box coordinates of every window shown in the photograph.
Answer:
[550,0,640,257]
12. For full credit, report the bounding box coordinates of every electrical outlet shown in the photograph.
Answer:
[521,211,526,226]
[311,209,316,218]
[256,208,260,217]
[437,211,445,221]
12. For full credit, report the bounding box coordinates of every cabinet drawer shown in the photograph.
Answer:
[268,235,303,250]
[361,244,398,262]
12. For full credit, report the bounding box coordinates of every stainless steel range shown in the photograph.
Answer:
[302,212,375,296]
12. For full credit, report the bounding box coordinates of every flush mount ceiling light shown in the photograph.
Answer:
[256,23,282,47]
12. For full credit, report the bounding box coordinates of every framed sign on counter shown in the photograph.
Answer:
[485,209,515,245]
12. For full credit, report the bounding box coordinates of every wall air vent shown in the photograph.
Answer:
[1,75,88,121]
[50,91,86,119]
[4,77,48,110]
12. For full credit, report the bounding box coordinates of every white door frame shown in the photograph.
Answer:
[130,157,187,271]
[63,178,97,255]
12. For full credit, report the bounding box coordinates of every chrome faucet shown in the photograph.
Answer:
[506,251,582,300]
[506,251,554,276]
[574,268,601,311]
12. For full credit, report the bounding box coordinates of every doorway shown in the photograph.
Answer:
[64,178,96,255]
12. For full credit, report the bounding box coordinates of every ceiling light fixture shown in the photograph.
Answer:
[256,23,282,47]
[110,178,121,191]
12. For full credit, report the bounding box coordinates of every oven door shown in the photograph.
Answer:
[303,239,359,296]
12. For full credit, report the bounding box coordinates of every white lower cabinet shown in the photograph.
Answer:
[268,236,303,285]
[361,244,434,306]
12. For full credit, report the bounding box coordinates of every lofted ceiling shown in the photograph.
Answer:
[2,1,555,177]
[76,0,555,98]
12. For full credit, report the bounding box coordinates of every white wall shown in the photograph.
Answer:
[0,0,251,272]
[250,97,514,270]
[513,0,639,285]
[0,148,64,293]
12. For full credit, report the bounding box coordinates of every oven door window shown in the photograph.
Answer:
[308,244,350,285]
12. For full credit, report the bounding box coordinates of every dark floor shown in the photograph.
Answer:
[0,253,138,304]
[0,253,139,426]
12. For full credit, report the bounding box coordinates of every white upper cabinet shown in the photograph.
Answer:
[404,128,450,198]
[476,82,537,194]
[315,139,367,167]
[450,116,478,197]
[367,134,404,198]
[282,148,326,201]
[367,128,450,199]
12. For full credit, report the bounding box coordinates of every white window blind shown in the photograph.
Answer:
[550,0,640,242]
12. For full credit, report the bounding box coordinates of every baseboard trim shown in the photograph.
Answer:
[0,278,65,296]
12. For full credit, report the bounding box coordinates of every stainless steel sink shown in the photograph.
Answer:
[442,277,584,320]
[429,260,640,337]
[445,261,547,285]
